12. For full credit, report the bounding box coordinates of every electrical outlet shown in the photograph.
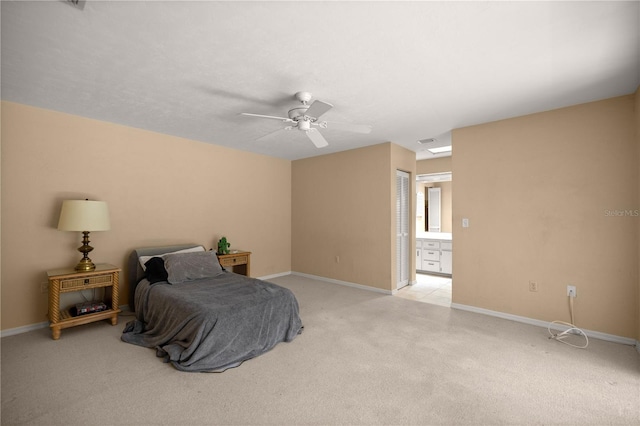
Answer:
[335,255,340,263]
[529,281,538,292]
[40,282,49,294]
[567,285,577,298]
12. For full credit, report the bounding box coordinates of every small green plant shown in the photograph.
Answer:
[217,236,230,254]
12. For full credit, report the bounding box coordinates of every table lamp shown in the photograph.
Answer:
[57,199,110,271]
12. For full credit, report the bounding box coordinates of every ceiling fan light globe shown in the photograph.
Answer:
[298,120,311,131]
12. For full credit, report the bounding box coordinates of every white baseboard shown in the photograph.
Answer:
[451,303,637,347]
[4,281,636,348]
[1,304,132,339]
[258,271,292,281]
[1,321,49,338]
[291,271,393,295]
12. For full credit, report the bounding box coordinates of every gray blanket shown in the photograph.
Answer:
[121,272,302,372]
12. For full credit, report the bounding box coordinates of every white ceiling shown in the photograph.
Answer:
[2,1,639,161]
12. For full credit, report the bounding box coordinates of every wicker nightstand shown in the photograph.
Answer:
[47,263,121,340]
[216,251,251,276]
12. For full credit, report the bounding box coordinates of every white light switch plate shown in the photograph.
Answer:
[462,218,469,228]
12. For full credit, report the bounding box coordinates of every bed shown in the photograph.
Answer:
[121,244,303,372]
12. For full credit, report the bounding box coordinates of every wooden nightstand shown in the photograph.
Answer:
[216,251,251,276]
[47,263,121,340]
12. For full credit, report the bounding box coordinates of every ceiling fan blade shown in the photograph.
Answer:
[324,121,372,134]
[255,127,288,141]
[305,100,333,120]
[305,128,329,148]
[240,112,292,122]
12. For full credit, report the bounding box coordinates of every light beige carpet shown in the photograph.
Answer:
[2,274,639,425]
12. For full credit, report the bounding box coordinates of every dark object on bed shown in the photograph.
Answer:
[144,257,168,284]
[121,244,303,372]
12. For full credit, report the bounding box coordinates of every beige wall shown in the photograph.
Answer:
[417,156,452,175]
[1,101,292,331]
[452,94,638,339]
[292,142,416,292]
[3,96,637,340]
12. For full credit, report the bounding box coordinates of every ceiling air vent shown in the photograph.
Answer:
[417,137,452,155]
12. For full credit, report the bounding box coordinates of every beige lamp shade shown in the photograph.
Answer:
[58,200,110,232]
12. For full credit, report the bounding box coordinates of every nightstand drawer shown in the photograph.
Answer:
[60,274,113,290]
[219,255,248,267]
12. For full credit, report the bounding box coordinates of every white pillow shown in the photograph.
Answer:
[138,246,205,271]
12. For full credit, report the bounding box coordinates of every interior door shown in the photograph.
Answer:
[396,170,410,289]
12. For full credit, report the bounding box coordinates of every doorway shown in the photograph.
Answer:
[404,171,453,306]
[396,273,452,306]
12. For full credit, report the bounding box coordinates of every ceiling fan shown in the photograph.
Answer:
[241,91,372,148]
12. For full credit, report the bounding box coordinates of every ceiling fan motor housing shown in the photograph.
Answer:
[294,91,312,103]
[288,106,309,120]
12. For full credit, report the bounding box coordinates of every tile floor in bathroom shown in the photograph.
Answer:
[396,273,452,307]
